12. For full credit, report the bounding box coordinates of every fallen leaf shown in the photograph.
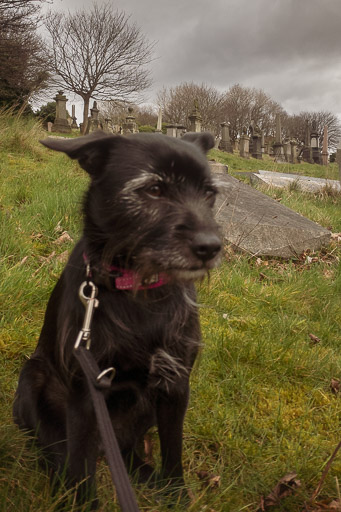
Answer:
[309,333,321,344]
[330,378,340,395]
[258,472,301,510]
[196,471,221,489]
[54,231,73,245]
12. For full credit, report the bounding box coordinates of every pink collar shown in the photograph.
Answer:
[109,265,169,290]
[83,253,169,290]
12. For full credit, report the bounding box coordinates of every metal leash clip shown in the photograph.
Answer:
[74,281,99,350]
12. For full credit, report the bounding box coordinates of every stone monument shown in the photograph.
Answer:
[219,122,233,152]
[310,120,322,164]
[302,121,313,163]
[322,125,328,166]
[71,105,78,129]
[273,114,285,161]
[156,107,162,133]
[122,106,138,134]
[251,125,262,160]
[51,91,71,133]
[188,100,202,132]
[239,127,250,159]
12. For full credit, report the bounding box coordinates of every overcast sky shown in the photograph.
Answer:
[47,0,341,121]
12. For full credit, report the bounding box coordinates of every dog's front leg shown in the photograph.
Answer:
[156,384,189,486]
[66,394,99,508]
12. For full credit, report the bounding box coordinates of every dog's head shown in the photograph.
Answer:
[41,132,222,283]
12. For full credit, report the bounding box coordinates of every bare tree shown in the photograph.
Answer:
[0,0,50,109]
[221,84,284,140]
[45,2,154,133]
[283,111,341,152]
[157,82,224,133]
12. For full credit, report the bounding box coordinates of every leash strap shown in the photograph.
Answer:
[73,346,141,512]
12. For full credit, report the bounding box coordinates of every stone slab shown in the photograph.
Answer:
[251,170,341,193]
[214,174,331,258]
[209,161,228,174]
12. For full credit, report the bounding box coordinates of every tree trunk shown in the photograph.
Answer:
[81,97,90,134]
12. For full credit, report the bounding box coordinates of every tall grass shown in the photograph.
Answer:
[1,115,341,511]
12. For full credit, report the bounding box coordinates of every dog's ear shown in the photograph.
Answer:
[40,132,117,175]
[181,132,215,153]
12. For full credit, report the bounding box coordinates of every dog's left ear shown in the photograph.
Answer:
[181,132,215,153]
[40,132,117,176]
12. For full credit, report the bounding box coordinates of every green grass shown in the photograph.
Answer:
[209,148,340,180]
[1,117,341,511]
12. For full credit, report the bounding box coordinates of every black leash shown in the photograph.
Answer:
[74,279,141,512]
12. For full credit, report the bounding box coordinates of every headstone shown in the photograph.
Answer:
[283,141,290,162]
[310,120,322,164]
[71,105,78,129]
[290,140,298,164]
[156,107,162,133]
[51,91,71,133]
[214,173,331,258]
[251,126,262,160]
[47,122,53,132]
[87,101,101,133]
[103,118,112,133]
[166,124,178,137]
[122,106,138,134]
[219,122,233,152]
[322,125,328,166]
[336,139,341,184]
[273,114,285,161]
[188,100,202,132]
[302,121,313,163]
[239,127,250,159]
[251,169,341,193]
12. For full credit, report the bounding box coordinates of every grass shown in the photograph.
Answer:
[1,116,341,511]
[209,148,340,180]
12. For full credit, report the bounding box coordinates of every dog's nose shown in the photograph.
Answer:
[191,232,221,262]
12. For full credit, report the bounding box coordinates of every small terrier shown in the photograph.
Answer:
[13,131,222,508]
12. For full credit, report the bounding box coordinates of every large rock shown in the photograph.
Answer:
[214,174,331,258]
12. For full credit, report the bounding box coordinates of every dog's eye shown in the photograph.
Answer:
[204,188,217,201]
[146,184,162,198]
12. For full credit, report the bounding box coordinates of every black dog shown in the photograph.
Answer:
[13,131,222,508]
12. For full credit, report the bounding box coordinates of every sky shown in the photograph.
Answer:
[45,0,341,123]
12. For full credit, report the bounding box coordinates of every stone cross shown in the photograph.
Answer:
[52,91,71,133]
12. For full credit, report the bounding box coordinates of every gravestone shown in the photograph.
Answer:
[290,140,298,164]
[311,120,322,164]
[156,107,162,133]
[71,105,78,129]
[166,124,178,137]
[188,100,202,132]
[122,107,138,134]
[239,127,250,159]
[322,125,328,166]
[273,114,285,161]
[302,121,313,163]
[219,122,233,152]
[214,173,331,258]
[251,126,262,160]
[336,139,341,183]
[51,91,71,133]
[47,122,53,132]
[250,170,341,193]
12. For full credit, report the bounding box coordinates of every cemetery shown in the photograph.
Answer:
[1,2,340,510]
